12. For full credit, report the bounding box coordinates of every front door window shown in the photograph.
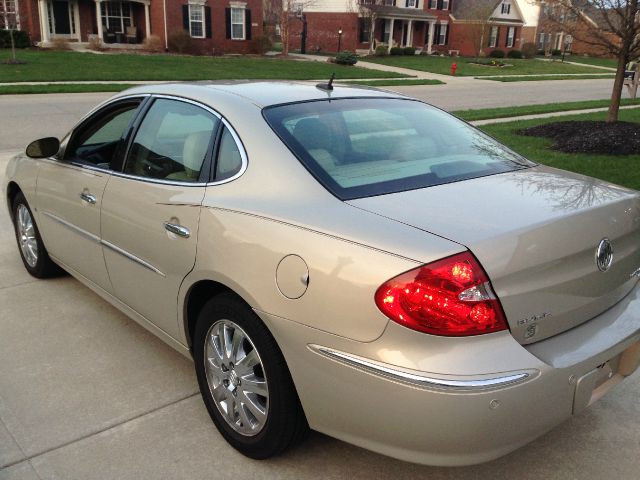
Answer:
[47,0,76,36]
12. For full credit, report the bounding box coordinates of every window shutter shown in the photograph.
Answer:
[437,0,442,9]
[505,27,509,47]
[434,24,440,44]
[225,8,231,39]
[182,5,189,32]
[358,17,365,43]
[444,25,449,45]
[205,6,212,38]
[245,9,252,40]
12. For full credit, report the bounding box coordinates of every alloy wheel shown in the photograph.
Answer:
[16,204,38,268]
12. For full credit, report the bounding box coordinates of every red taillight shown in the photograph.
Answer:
[374,252,508,337]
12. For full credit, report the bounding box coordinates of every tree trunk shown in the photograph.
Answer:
[607,51,628,123]
[10,29,17,63]
[280,11,289,56]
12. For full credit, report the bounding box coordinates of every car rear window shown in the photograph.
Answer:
[263,98,533,200]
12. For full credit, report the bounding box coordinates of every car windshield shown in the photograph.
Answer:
[263,98,534,200]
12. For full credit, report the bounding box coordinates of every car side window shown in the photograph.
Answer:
[66,102,140,170]
[124,98,219,182]
[215,126,243,181]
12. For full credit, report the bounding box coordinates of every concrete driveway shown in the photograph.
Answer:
[1,91,639,479]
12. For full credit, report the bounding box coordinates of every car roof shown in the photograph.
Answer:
[114,81,405,109]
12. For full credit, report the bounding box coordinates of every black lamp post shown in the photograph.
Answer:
[337,28,343,53]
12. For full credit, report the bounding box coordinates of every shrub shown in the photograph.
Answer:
[335,51,358,65]
[50,37,71,51]
[250,35,273,54]
[168,30,192,54]
[537,49,546,56]
[507,49,523,59]
[143,34,163,53]
[0,29,30,48]
[521,42,537,59]
[389,47,404,56]
[403,46,416,56]
[489,49,505,58]
[87,35,104,51]
[551,49,562,56]
[375,45,388,56]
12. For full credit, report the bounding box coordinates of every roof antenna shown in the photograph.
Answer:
[316,73,335,91]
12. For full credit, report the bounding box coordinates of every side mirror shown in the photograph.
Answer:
[26,137,60,159]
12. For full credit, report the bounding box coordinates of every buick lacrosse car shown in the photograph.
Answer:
[4,83,640,466]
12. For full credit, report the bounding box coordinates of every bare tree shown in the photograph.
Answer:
[540,0,640,122]
[277,0,316,56]
[0,0,21,63]
[458,0,500,60]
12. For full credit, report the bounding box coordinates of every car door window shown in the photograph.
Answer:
[215,126,244,181]
[66,102,140,170]
[124,99,219,182]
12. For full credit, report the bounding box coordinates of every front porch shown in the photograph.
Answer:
[364,5,441,54]
[36,0,150,46]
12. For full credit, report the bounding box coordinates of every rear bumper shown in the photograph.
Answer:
[258,281,640,466]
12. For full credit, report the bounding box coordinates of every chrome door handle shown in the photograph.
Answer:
[164,222,190,238]
[79,192,97,205]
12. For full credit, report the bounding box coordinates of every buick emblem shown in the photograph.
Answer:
[595,238,614,272]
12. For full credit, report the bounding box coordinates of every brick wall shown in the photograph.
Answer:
[450,23,523,56]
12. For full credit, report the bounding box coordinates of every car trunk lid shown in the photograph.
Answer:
[348,166,640,344]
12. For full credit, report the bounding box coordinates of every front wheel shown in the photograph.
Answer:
[12,192,62,278]
[193,293,308,459]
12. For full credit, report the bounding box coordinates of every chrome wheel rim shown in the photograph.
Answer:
[205,319,269,436]
[16,204,38,268]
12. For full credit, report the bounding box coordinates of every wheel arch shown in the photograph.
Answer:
[183,279,259,352]
[6,181,22,220]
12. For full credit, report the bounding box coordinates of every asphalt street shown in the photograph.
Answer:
[1,80,639,479]
[0,77,625,151]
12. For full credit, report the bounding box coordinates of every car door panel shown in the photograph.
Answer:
[36,161,112,291]
[101,179,205,338]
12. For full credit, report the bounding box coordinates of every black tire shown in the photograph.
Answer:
[193,292,309,459]
[12,192,63,278]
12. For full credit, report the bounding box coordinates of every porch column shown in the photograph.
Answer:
[369,15,376,53]
[427,20,435,54]
[387,17,395,53]
[144,2,151,38]
[38,0,50,43]
[95,0,103,42]
[406,20,413,47]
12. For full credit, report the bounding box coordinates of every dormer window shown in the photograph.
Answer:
[501,2,511,14]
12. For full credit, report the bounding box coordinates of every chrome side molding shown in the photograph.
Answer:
[309,344,532,391]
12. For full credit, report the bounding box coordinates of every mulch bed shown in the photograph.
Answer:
[519,120,640,155]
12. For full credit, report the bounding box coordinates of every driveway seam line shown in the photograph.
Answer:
[0,392,199,471]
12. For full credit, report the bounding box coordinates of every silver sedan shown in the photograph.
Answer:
[4,82,640,466]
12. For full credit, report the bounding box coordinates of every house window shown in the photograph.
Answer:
[101,1,132,34]
[189,4,204,38]
[506,26,515,47]
[501,2,511,14]
[538,32,545,50]
[438,23,447,45]
[231,7,245,40]
[1,0,18,29]
[488,26,498,48]
[359,17,370,43]
[406,0,416,7]
[429,0,436,8]
[442,0,449,9]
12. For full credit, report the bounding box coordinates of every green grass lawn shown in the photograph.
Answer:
[481,74,615,82]
[562,55,618,69]
[479,109,640,191]
[453,98,640,121]
[0,83,136,94]
[0,50,407,82]
[363,55,604,76]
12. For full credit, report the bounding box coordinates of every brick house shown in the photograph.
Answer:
[449,0,539,56]
[287,0,539,56]
[536,1,619,57]
[1,0,262,54]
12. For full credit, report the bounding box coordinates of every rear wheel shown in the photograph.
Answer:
[12,192,62,278]
[193,293,308,458]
